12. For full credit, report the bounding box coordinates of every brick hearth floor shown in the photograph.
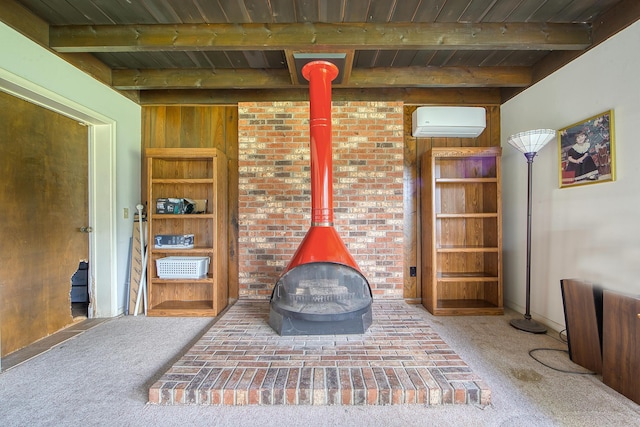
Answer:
[149,300,490,406]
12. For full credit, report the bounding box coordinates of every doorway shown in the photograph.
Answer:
[0,93,89,354]
[0,90,90,356]
[0,67,120,372]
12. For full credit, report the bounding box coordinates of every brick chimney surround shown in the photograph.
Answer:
[238,101,404,300]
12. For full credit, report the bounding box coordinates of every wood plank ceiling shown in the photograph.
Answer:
[3,0,639,104]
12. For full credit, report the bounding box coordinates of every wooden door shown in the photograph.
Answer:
[0,91,89,356]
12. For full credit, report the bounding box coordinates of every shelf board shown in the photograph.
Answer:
[438,299,499,308]
[437,245,498,252]
[436,213,498,218]
[436,178,497,183]
[152,247,214,254]
[152,213,214,219]
[430,147,502,158]
[437,272,499,281]
[151,277,214,284]
[145,147,221,159]
[433,299,503,316]
[151,178,215,184]
[148,300,217,317]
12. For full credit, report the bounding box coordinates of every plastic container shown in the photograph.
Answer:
[156,256,210,279]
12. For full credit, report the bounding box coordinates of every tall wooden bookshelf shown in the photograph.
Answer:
[421,146,503,315]
[145,148,228,317]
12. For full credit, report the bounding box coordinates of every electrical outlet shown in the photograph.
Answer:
[410,266,417,277]
[123,208,129,219]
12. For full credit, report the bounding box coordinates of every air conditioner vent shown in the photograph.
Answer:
[412,106,486,138]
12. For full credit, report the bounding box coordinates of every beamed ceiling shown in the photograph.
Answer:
[2,0,639,105]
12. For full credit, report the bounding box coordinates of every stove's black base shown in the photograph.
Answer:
[269,304,373,336]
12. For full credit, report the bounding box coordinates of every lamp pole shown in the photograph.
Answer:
[510,152,547,334]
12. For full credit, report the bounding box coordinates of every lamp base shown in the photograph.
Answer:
[510,317,547,334]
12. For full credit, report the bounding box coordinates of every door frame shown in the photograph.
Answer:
[0,70,118,323]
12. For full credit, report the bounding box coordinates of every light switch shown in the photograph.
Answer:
[123,208,129,219]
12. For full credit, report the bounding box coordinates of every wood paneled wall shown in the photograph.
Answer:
[402,105,501,301]
[0,91,88,356]
[142,105,239,300]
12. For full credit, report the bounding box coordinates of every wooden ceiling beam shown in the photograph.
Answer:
[50,22,591,53]
[112,68,293,90]
[139,87,503,106]
[112,66,531,90]
[348,67,530,88]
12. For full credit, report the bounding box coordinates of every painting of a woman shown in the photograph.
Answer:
[565,131,598,181]
[559,110,615,188]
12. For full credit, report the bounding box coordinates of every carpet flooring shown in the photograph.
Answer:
[1,301,639,426]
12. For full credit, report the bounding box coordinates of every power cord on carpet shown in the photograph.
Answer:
[528,329,597,375]
[558,329,568,344]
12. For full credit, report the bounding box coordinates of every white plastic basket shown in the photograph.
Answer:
[156,256,210,279]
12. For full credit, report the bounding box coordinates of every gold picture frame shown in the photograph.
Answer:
[558,110,615,188]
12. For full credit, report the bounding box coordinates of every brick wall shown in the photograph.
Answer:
[238,101,404,300]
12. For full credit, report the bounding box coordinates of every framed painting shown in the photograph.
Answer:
[558,110,615,188]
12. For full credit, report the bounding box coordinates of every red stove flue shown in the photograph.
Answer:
[269,60,373,336]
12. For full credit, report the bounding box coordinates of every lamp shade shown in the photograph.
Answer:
[507,129,557,154]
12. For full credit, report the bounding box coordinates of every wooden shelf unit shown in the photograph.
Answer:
[145,148,228,317]
[421,146,503,316]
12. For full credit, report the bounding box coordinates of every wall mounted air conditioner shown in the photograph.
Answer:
[412,106,486,138]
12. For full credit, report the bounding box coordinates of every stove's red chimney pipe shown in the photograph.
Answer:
[280,60,361,273]
[303,61,338,226]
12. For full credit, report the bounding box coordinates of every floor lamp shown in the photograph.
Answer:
[507,129,557,334]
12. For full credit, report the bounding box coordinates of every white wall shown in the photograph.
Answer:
[501,20,640,331]
[0,22,141,317]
